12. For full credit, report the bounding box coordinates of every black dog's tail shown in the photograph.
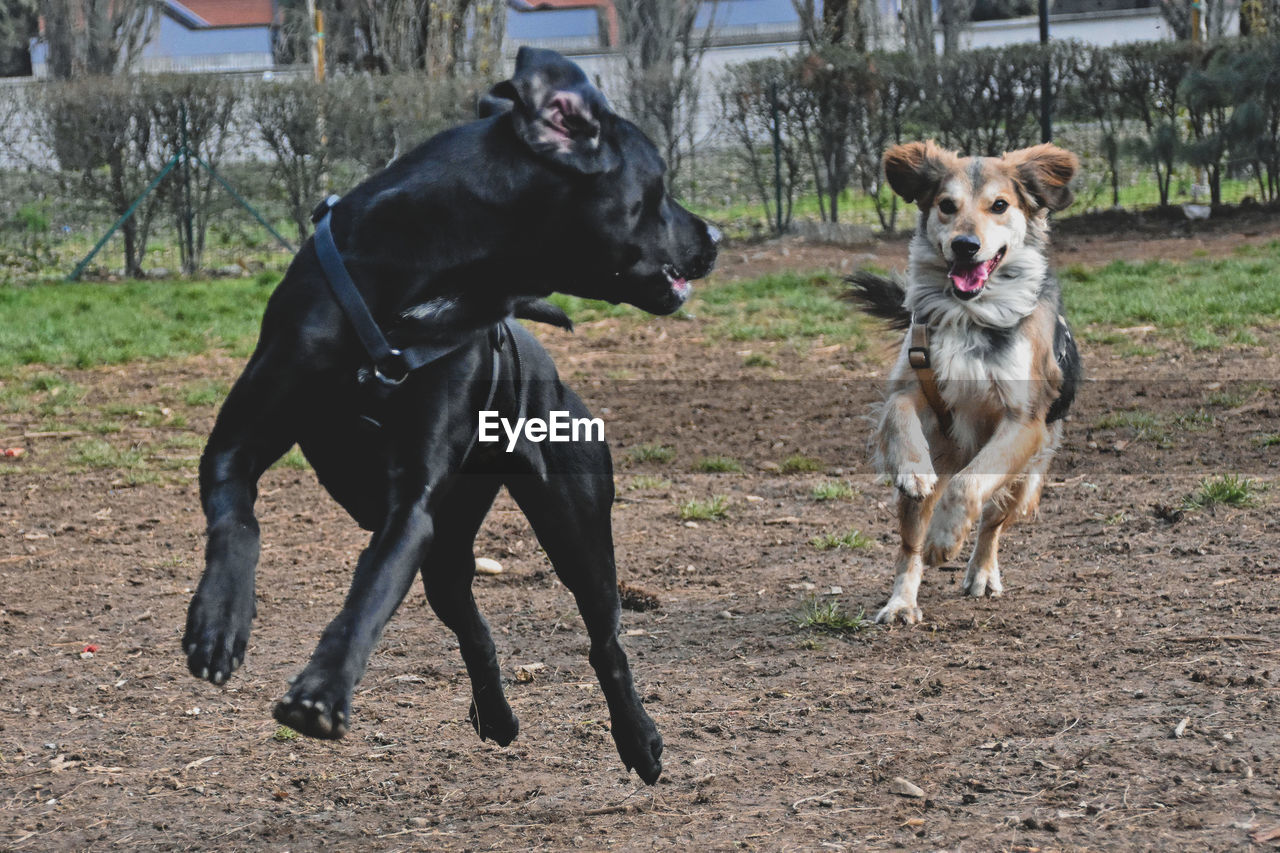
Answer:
[844,270,911,331]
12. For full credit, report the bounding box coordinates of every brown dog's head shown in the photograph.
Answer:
[883,141,1076,321]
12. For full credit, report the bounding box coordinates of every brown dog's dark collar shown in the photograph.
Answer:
[909,319,953,436]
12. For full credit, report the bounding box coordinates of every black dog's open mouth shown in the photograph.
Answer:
[948,247,1005,300]
[663,264,691,301]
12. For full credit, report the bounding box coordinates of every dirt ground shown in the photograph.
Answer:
[2,220,1279,851]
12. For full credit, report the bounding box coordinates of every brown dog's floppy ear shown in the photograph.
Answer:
[883,141,952,207]
[493,47,619,176]
[1007,144,1078,213]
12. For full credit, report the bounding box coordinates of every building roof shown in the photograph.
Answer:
[165,0,274,29]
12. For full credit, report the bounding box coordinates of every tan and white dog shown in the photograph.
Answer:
[848,140,1082,624]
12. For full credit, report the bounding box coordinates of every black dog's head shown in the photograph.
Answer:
[483,48,719,315]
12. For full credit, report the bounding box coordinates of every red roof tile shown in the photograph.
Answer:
[170,0,274,28]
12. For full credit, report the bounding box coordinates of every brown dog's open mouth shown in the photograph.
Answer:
[948,247,1005,300]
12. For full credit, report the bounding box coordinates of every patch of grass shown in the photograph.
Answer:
[1095,409,1212,447]
[692,455,742,473]
[796,598,871,634]
[742,352,776,368]
[810,480,855,501]
[69,438,146,470]
[627,474,672,490]
[630,443,676,464]
[694,272,869,345]
[677,494,729,521]
[271,446,310,471]
[1064,245,1280,350]
[272,725,300,742]
[780,454,822,474]
[810,528,874,550]
[0,278,272,368]
[1182,474,1260,510]
[1255,433,1280,447]
[183,381,229,408]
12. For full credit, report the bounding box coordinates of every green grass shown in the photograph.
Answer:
[692,455,742,473]
[677,494,729,521]
[1063,244,1280,350]
[810,480,855,501]
[694,272,869,345]
[271,446,311,471]
[780,454,823,474]
[1256,433,1280,447]
[629,443,676,464]
[627,474,672,490]
[810,528,874,550]
[742,352,776,368]
[183,381,230,408]
[795,598,871,634]
[1183,474,1261,510]
[542,271,869,347]
[1095,408,1214,447]
[0,277,273,368]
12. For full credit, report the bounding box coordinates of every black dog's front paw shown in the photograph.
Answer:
[469,699,519,746]
[613,713,663,785]
[274,672,352,739]
[182,592,253,686]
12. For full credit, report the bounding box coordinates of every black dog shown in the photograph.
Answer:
[182,48,717,785]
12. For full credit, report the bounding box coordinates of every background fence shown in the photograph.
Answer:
[2,35,1277,283]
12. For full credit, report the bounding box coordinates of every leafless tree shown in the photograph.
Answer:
[899,0,934,55]
[792,0,871,49]
[1157,0,1241,37]
[613,0,717,188]
[939,0,975,54]
[276,0,500,77]
[36,77,158,275]
[0,0,37,76]
[38,0,158,79]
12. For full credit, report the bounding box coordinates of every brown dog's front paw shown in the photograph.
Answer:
[274,677,352,739]
[924,493,973,565]
[893,467,937,500]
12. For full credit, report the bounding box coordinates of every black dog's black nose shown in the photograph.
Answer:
[951,235,981,259]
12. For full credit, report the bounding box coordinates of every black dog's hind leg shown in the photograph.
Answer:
[418,475,519,746]
[185,361,298,685]
[507,434,663,784]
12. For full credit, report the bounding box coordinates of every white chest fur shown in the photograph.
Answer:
[922,327,1033,450]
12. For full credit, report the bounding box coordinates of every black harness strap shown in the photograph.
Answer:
[312,195,415,385]
[309,195,528,449]
[312,194,485,386]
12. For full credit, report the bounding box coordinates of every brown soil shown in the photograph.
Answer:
[2,222,1279,851]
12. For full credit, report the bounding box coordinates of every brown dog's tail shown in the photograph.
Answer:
[844,270,911,331]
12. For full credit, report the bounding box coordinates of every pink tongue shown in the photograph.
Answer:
[949,259,992,293]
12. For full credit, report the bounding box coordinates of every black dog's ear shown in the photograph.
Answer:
[496,47,619,176]
[477,83,516,118]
